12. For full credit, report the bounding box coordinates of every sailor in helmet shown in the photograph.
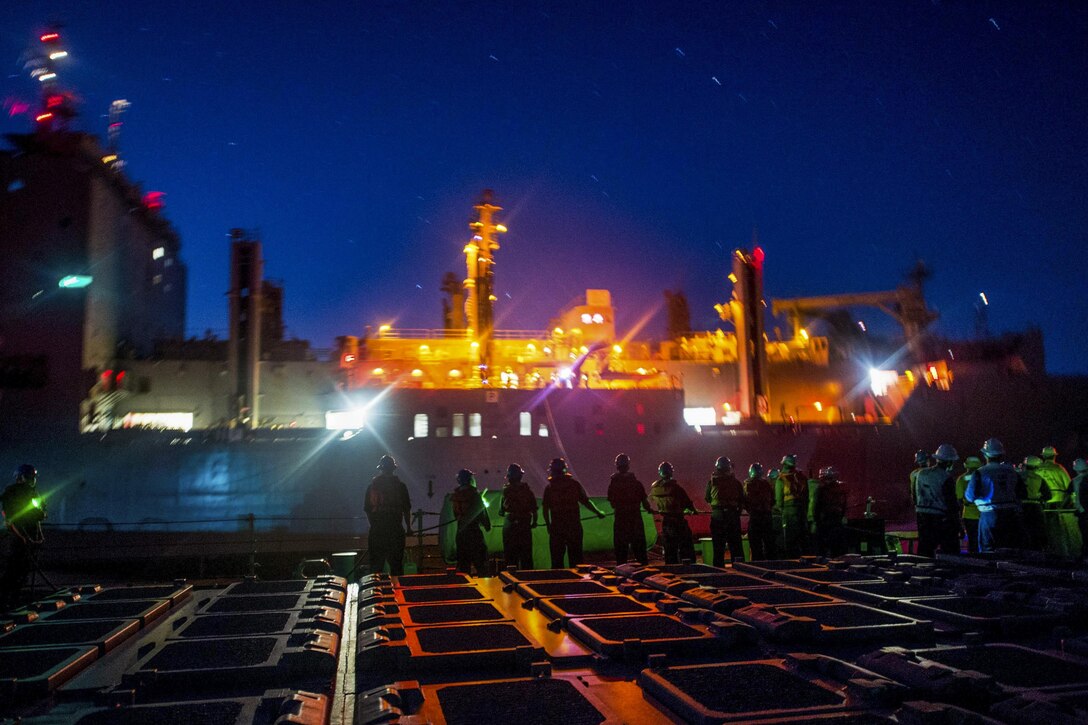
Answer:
[743,463,776,560]
[965,438,1026,553]
[499,463,537,570]
[913,445,961,557]
[452,469,492,577]
[649,462,697,564]
[773,454,808,556]
[542,458,604,568]
[607,453,653,565]
[363,455,412,576]
[808,466,849,557]
[1,465,47,610]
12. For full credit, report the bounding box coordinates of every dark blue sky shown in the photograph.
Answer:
[4,2,1086,371]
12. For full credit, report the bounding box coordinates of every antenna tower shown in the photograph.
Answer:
[24,24,76,131]
[106,99,131,169]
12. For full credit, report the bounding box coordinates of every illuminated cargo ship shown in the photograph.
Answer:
[3,143,1074,540]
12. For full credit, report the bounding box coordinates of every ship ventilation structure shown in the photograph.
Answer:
[441,272,466,330]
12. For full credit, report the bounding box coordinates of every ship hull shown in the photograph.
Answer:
[6,372,1086,534]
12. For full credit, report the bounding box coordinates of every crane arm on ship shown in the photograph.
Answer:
[771,287,938,356]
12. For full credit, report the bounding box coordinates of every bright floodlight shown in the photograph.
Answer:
[870,368,899,397]
[58,275,93,288]
[120,412,194,432]
[683,407,717,427]
[325,409,367,430]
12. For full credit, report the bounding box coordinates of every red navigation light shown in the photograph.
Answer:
[636,422,646,436]
[46,95,64,108]
[35,112,54,123]
[6,100,31,117]
[40,33,60,43]
[143,191,165,210]
[752,246,765,270]
[100,368,126,391]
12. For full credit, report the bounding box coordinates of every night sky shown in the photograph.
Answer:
[3,2,1086,372]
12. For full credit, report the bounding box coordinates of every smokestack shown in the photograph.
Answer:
[227,229,263,429]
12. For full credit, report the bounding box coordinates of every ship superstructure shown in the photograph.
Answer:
[75,189,936,441]
[0,28,185,438]
[332,191,935,429]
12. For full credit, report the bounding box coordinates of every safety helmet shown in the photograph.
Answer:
[1041,446,1058,460]
[615,453,631,471]
[14,464,36,482]
[506,463,524,480]
[781,454,797,469]
[1024,455,1043,470]
[913,450,929,467]
[981,438,1005,459]
[818,466,839,481]
[658,461,674,478]
[457,469,476,487]
[1074,458,1088,473]
[377,455,397,472]
[548,457,567,476]
[748,462,764,479]
[964,456,983,470]
[715,456,733,473]
[934,444,959,463]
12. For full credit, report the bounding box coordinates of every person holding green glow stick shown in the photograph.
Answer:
[1,464,46,610]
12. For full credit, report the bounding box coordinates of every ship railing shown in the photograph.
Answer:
[491,329,549,340]
[374,328,549,340]
[40,512,448,579]
[376,328,474,340]
[36,507,615,578]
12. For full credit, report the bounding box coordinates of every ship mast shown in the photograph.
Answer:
[105,99,131,170]
[463,189,506,381]
[26,25,76,132]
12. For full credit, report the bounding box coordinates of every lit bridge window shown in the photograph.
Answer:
[414,413,429,438]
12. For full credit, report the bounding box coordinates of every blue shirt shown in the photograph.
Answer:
[965,462,1024,513]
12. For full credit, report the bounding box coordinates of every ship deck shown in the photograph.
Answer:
[4,542,1088,723]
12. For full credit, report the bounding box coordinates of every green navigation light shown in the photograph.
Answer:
[58,275,93,289]
[31,497,42,509]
